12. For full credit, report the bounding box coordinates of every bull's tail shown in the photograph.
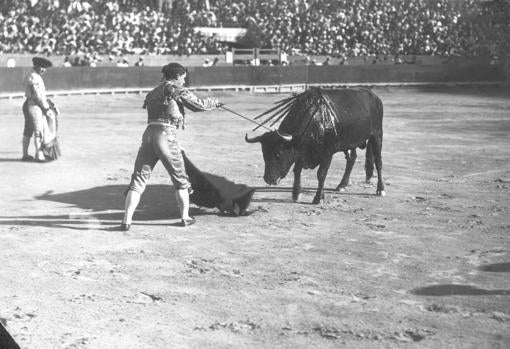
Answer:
[365,138,375,182]
[365,95,384,183]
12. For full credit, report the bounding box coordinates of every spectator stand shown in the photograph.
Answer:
[1,0,507,61]
[503,55,510,79]
[231,48,283,66]
[231,48,257,66]
[0,53,494,69]
[0,54,226,68]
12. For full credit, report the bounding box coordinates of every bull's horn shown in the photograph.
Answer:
[245,133,264,143]
[277,131,293,142]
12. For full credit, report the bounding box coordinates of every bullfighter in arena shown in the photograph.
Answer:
[121,63,222,230]
[21,56,55,162]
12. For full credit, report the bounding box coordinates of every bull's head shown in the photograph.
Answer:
[245,131,296,185]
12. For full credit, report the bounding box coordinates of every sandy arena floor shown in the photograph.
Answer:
[0,86,509,349]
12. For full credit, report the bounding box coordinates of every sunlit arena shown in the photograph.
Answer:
[1,1,509,348]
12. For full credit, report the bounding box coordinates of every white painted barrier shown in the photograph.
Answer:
[0,81,506,100]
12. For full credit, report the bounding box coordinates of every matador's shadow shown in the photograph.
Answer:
[0,185,187,231]
[36,184,181,220]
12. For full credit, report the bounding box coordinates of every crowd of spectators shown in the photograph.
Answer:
[0,0,507,63]
[0,0,225,60]
[252,0,507,60]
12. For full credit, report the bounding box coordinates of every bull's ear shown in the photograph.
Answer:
[276,131,293,142]
[245,133,264,143]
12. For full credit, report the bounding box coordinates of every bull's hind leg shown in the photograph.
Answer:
[336,149,357,191]
[313,156,332,204]
[370,135,385,196]
[292,160,303,202]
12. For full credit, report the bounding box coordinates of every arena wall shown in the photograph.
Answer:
[0,64,504,97]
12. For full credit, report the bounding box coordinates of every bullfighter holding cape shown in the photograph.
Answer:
[22,56,61,162]
[121,63,255,231]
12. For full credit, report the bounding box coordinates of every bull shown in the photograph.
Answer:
[245,87,385,204]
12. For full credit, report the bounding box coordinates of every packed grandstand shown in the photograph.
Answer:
[0,0,508,63]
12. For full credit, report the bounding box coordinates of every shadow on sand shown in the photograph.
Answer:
[0,184,215,231]
[0,157,50,163]
[0,181,376,230]
[35,184,180,219]
[250,186,376,204]
[411,284,510,296]
[478,262,510,273]
[0,158,24,163]
[412,259,510,296]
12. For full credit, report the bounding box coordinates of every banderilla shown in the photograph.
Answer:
[219,105,273,132]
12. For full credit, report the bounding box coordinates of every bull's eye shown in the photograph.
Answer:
[275,152,280,159]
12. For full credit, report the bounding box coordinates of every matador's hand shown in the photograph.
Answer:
[45,109,56,119]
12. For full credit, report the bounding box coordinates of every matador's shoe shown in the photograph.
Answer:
[180,217,196,227]
[21,155,34,161]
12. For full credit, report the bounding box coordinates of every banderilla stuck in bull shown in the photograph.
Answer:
[219,105,274,132]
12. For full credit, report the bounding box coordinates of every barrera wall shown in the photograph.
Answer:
[0,64,505,98]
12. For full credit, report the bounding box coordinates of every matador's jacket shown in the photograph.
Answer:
[143,80,218,128]
[24,70,50,111]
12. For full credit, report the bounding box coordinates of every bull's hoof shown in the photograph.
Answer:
[292,194,301,202]
[365,178,372,184]
[377,190,386,197]
[335,185,347,192]
[336,181,350,191]
[312,196,323,204]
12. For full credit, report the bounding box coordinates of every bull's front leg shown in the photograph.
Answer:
[292,160,303,202]
[312,156,332,204]
[336,148,357,191]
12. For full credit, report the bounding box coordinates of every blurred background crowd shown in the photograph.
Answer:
[0,0,508,64]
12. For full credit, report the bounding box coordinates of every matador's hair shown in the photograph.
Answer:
[162,63,186,80]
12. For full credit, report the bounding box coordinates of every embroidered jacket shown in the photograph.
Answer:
[144,80,218,128]
[24,70,50,110]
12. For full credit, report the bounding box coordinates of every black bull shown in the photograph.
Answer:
[245,88,385,204]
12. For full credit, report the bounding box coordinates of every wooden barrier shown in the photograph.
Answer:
[0,64,505,99]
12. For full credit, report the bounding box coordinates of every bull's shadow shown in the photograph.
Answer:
[250,186,377,204]
[0,184,213,230]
